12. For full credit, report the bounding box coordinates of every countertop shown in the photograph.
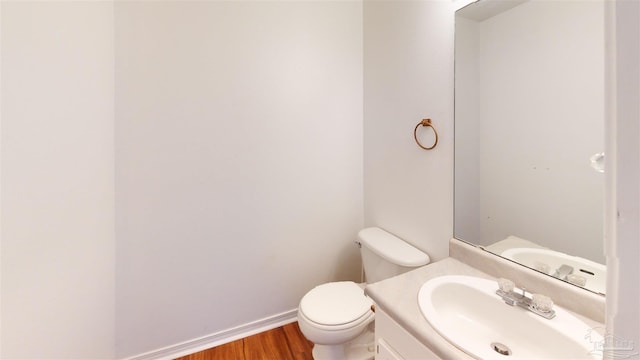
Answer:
[364,257,604,359]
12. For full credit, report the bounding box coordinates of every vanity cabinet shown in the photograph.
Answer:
[375,308,440,360]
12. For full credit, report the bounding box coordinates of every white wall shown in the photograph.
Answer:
[606,0,640,356]
[363,0,455,262]
[456,1,605,263]
[113,2,363,357]
[453,16,481,241]
[1,2,115,359]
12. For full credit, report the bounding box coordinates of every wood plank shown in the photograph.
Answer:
[282,322,314,360]
[174,322,313,360]
[175,338,244,360]
[243,326,294,360]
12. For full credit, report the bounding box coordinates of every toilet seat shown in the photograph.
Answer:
[299,281,373,329]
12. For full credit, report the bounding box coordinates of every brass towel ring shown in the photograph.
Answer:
[414,118,438,150]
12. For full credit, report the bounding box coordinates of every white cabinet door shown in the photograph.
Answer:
[375,310,441,360]
[377,339,405,360]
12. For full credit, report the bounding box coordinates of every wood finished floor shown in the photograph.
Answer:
[175,322,314,360]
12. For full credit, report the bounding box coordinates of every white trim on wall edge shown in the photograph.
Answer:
[121,309,298,360]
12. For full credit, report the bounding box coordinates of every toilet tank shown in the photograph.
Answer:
[358,227,430,283]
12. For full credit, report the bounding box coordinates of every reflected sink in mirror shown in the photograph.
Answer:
[418,275,602,359]
[501,247,606,295]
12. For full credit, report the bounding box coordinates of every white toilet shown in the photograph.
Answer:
[297,227,430,360]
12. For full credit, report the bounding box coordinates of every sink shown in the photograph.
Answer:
[418,275,602,359]
[501,247,606,294]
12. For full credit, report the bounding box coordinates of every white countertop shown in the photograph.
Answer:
[365,256,604,359]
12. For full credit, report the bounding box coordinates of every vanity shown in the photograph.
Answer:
[365,240,605,359]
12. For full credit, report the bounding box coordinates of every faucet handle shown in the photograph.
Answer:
[498,278,515,293]
[567,273,587,287]
[531,294,554,313]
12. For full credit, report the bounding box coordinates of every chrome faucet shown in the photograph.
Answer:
[552,264,574,280]
[496,278,556,319]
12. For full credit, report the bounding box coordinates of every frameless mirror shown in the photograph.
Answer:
[454,0,606,294]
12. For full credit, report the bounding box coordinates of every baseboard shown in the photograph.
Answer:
[121,309,299,360]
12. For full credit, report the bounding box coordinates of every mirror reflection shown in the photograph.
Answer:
[454,0,606,294]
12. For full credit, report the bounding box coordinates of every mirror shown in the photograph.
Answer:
[454,0,606,294]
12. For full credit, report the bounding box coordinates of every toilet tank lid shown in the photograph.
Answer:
[358,227,430,267]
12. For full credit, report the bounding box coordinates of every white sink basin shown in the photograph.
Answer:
[501,248,606,294]
[418,275,601,359]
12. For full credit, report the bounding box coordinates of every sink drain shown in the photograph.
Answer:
[491,342,512,356]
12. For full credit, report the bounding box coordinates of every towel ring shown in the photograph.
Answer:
[414,118,438,150]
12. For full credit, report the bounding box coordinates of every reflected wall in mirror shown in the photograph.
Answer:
[454,0,606,294]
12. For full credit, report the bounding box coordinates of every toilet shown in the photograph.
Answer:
[297,227,430,360]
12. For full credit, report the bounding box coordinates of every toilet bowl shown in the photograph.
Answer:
[297,228,430,360]
[298,281,375,360]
